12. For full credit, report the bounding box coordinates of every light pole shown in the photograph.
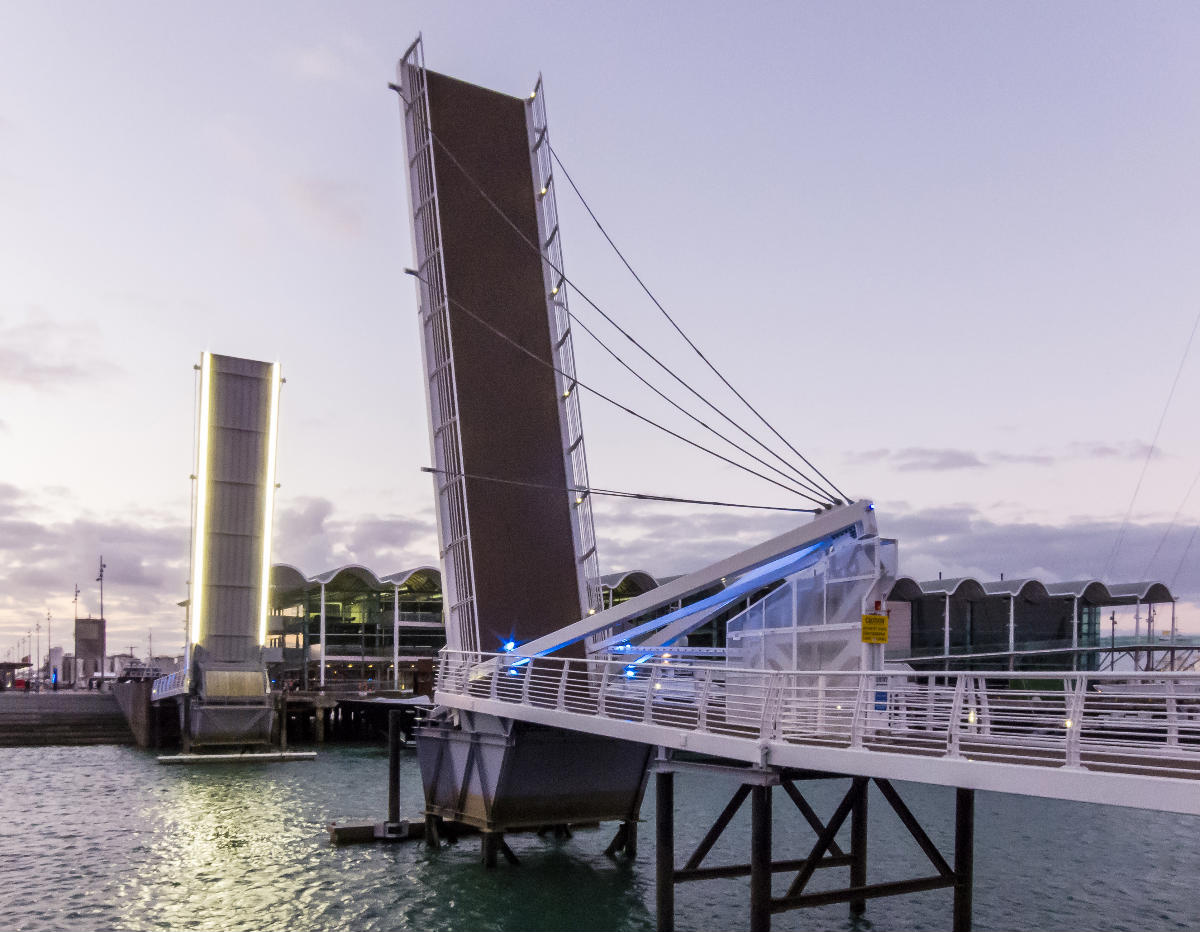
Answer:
[46,609,51,689]
[96,556,107,688]
[73,584,79,688]
[35,623,40,691]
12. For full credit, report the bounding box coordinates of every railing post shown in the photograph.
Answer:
[596,661,612,716]
[489,656,499,700]
[759,672,783,741]
[948,675,966,758]
[1166,678,1179,747]
[850,672,869,749]
[695,666,713,732]
[643,664,659,722]
[557,658,569,709]
[977,677,991,736]
[1065,676,1086,767]
[816,674,827,734]
[520,658,532,704]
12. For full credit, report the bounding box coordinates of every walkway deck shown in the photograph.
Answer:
[434,651,1200,815]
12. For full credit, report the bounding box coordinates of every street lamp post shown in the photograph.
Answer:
[96,556,107,688]
[35,623,40,692]
[73,584,79,688]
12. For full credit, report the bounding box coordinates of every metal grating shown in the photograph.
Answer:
[525,76,603,620]
[397,36,479,653]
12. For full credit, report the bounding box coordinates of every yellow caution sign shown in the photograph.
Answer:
[861,613,889,644]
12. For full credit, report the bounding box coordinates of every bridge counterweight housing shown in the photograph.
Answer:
[158,351,281,747]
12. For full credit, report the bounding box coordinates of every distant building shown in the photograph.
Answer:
[74,616,105,682]
[267,564,444,692]
[884,576,1179,672]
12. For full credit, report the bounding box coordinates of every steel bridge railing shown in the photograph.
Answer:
[435,651,1200,781]
[151,670,189,701]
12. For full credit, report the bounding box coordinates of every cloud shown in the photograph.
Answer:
[891,448,988,472]
[0,311,118,389]
[859,441,1164,472]
[288,177,366,238]
[1066,441,1162,461]
[0,483,190,654]
[989,451,1056,466]
[272,496,437,575]
[591,497,1200,601]
[0,485,439,657]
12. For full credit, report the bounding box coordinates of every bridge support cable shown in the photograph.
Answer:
[652,759,973,932]
[410,125,840,505]
[549,144,849,505]
[1144,461,1200,579]
[419,466,817,514]
[1105,305,1200,579]
[403,267,831,506]
[561,296,839,504]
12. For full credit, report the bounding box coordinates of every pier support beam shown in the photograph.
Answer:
[954,788,974,932]
[749,784,772,932]
[850,775,868,916]
[653,763,972,932]
[181,696,191,754]
[388,710,402,826]
[656,771,675,932]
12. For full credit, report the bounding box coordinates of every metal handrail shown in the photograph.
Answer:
[434,650,1200,782]
[151,670,188,701]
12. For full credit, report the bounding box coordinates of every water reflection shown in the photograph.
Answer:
[1,743,1198,931]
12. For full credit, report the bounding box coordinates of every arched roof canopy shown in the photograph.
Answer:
[887,577,924,601]
[271,564,310,599]
[601,570,659,599]
[1045,580,1112,603]
[983,579,1050,602]
[312,564,386,591]
[382,566,442,594]
[919,577,988,600]
[1103,581,1175,604]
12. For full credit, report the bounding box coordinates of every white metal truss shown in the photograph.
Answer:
[434,650,1200,815]
[397,36,479,653]
[525,76,602,618]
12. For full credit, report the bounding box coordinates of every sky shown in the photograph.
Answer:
[4,1,1200,659]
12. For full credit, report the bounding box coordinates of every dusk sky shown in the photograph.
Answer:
[4,2,1200,657]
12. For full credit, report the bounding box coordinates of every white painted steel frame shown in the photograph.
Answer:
[512,501,877,659]
[525,76,602,618]
[435,650,1200,815]
[397,36,480,653]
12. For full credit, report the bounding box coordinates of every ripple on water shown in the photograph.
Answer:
[1,745,1198,930]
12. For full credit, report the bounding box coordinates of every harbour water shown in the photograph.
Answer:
[2,743,1197,931]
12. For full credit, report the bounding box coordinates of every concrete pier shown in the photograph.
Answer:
[0,692,134,746]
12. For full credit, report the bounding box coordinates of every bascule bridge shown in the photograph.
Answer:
[393,37,1200,932]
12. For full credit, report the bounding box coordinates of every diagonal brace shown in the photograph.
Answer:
[781,778,846,858]
[682,784,752,871]
[785,777,866,898]
[874,778,954,878]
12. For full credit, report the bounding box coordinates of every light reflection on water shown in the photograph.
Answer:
[0,743,1197,931]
